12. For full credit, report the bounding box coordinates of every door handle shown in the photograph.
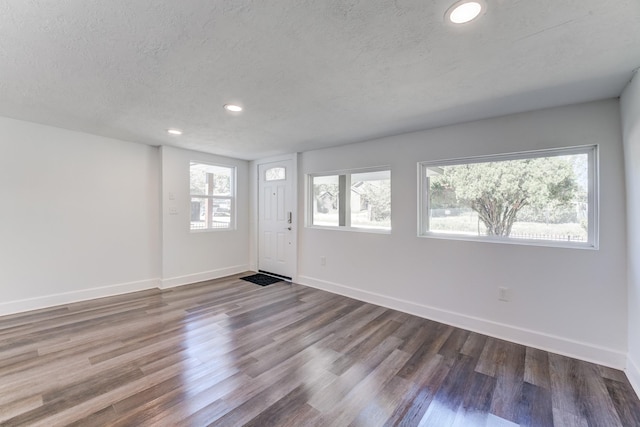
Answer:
[287,212,292,224]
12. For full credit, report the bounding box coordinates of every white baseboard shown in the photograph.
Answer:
[297,275,627,369]
[0,278,160,317]
[627,356,640,399]
[0,266,251,317]
[161,265,249,289]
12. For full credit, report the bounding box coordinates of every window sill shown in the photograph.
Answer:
[190,228,236,233]
[306,225,391,235]
[419,231,597,250]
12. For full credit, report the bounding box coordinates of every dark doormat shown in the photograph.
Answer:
[240,273,282,286]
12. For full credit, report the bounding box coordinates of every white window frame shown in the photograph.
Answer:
[418,145,599,249]
[306,166,391,234]
[190,161,237,232]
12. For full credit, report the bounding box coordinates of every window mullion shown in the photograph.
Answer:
[206,173,214,229]
[344,174,352,228]
[338,174,347,227]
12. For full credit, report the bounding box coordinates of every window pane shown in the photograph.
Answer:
[312,175,340,226]
[190,197,231,230]
[350,170,391,230]
[425,151,591,244]
[190,161,235,232]
[265,167,286,181]
[190,162,232,196]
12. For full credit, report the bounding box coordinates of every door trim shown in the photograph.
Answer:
[252,153,298,282]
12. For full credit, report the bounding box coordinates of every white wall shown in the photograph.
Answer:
[0,118,249,315]
[298,99,628,367]
[0,120,251,313]
[160,146,249,287]
[0,117,160,314]
[621,74,640,395]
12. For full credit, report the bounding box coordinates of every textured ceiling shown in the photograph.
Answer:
[0,1,639,160]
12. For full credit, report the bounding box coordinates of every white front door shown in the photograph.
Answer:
[258,160,294,279]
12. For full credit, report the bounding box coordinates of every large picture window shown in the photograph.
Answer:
[308,168,391,232]
[419,146,598,248]
[190,162,235,231]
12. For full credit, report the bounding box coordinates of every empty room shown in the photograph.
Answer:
[1,1,640,426]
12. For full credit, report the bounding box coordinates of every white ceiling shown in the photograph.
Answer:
[0,1,638,160]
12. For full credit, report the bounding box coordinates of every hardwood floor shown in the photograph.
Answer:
[1,273,639,426]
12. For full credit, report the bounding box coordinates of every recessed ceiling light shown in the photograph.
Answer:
[446,1,484,24]
[224,104,243,113]
[167,128,183,135]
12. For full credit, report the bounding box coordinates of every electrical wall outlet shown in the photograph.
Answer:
[320,256,326,266]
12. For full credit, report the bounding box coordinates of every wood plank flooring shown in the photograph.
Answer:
[1,273,639,426]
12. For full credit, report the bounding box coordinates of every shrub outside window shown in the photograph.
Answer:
[419,146,598,248]
[190,162,236,231]
[309,168,391,232]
